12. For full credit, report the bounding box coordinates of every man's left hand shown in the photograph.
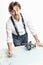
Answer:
[36,42,43,47]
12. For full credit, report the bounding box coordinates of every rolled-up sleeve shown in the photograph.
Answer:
[6,19,13,43]
[27,20,36,35]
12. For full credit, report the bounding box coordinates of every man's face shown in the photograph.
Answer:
[11,5,20,17]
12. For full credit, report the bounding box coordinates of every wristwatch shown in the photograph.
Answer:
[36,39,40,42]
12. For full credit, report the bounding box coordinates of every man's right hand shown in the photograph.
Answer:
[7,51,13,57]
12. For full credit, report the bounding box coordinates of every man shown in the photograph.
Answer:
[6,1,43,56]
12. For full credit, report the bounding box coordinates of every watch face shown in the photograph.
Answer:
[36,39,40,42]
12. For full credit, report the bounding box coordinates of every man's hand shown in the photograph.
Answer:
[36,41,43,47]
[7,50,13,57]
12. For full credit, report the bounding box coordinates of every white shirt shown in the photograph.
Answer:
[6,14,36,43]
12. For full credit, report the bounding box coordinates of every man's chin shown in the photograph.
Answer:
[15,15,20,20]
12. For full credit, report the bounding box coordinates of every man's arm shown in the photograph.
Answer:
[6,19,13,56]
[33,34,43,47]
[27,20,43,47]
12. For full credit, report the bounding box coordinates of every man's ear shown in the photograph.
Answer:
[10,11,14,15]
[10,11,12,15]
[10,10,13,13]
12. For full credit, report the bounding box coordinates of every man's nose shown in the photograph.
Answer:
[16,11,20,14]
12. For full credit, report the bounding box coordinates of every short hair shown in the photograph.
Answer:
[8,1,21,12]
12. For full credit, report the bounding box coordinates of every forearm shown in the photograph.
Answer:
[33,34,40,42]
[7,42,12,51]
[7,42,13,57]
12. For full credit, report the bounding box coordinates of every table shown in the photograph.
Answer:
[0,46,43,65]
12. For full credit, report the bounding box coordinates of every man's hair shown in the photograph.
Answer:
[8,1,21,12]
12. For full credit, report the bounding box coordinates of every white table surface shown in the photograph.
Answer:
[0,46,43,65]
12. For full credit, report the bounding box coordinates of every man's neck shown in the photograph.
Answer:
[13,14,20,22]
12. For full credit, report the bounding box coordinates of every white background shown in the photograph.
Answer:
[0,0,43,49]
